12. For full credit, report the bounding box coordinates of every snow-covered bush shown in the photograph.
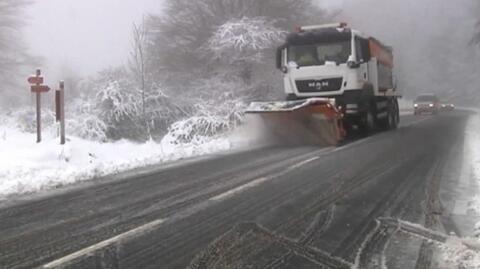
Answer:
[163,115,229,145]
[96,81,140,124]
[67,115,107,142]
[91,67,145,140]
[162,90,248,146]
[0,107,55,133]
[66,100,108,142]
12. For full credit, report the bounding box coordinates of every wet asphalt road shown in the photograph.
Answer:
[0,110,473,269]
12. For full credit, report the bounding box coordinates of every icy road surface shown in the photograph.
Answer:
[0,110,479,269]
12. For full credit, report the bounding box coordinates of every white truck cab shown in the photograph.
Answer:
[276,23,401,133]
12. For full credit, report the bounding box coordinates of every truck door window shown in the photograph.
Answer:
[355,37,370,63]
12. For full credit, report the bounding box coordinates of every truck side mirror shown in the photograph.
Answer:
[347,55,360,69]
[276,45,287,72]
[276,47,283,70]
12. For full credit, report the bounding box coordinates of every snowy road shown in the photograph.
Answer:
[0,110,476,269]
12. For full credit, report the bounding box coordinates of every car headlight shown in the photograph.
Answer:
[414,104,418,108]
[429,104,434,107]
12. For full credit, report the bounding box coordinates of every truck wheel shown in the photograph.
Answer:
[359,110,375,136]
[390,101,399,130]
[378,103,395,131]
[394,99,400,128]
[389,109,398,130]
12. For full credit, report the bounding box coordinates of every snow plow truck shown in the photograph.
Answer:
[246,23,401,146]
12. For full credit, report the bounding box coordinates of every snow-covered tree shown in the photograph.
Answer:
[206,17,285,85]
[87,67,192,141]
[129,19,150,136]
[144,0,329,86]
[208,17,285,62]
[92,67,143,140]
[0,0,37,107]
[473,2,480,46]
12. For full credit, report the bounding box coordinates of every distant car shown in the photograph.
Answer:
[441,103,455,111]
[414,94,440,115]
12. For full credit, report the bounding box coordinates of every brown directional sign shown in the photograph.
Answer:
[28,76,44,85]
[31,85,50,93]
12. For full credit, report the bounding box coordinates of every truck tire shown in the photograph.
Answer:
[378,100,398,131]
[393,98,400,129]
[388,100,399,130]
[359,109,375,136]
[388,108,397,130]
[395,98,401,129]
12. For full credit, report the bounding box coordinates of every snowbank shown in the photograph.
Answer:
[464,111,480,214]
[439,110,480,268]
[0,124,232,200]
[437,237,480,269]
[468,111,480,181]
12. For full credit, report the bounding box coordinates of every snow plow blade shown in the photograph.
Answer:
[245,98,345,146]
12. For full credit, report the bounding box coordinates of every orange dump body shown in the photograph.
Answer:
[369,38,394,68]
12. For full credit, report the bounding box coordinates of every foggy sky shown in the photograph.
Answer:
[24,0,340,83]
[25,0,161,82]
[338,0,478,100]
[23,0,478,102]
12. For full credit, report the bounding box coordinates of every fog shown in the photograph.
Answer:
[19,0,480,104]
[25,0,161,82]
[23,0,340,81]
[338,0,479,102]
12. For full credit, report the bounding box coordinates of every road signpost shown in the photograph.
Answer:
[56,81,66,145]
[28,69,66,145]
[28,69,50,143]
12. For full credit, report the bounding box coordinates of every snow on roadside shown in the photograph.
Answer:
[0,124,232,200]
[438,110,480,268]
[465,111,480,214]
[468,111,480,182]
[436,237,480,269]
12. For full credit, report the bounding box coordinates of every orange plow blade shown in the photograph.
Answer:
[245,98,345,146]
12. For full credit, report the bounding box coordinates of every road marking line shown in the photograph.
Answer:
[288,156,320,170]
[210,156,320,202]
[209,177,270,201]
[41,218,166,268]
[41,156,323,268]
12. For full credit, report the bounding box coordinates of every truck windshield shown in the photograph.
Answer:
[288,41,351,67]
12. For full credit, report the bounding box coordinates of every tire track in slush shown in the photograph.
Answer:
[333,156,435,265]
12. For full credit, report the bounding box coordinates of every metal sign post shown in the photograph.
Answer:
[36,87,41,143]
[59,81,65,145]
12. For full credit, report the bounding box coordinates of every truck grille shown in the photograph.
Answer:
[296,78,343,93]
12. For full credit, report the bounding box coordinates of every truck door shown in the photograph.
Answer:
[355,37,371,83]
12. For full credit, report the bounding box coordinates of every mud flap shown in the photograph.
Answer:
[245,98,345,146]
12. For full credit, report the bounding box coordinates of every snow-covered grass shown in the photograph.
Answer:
[0,122,233,200]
